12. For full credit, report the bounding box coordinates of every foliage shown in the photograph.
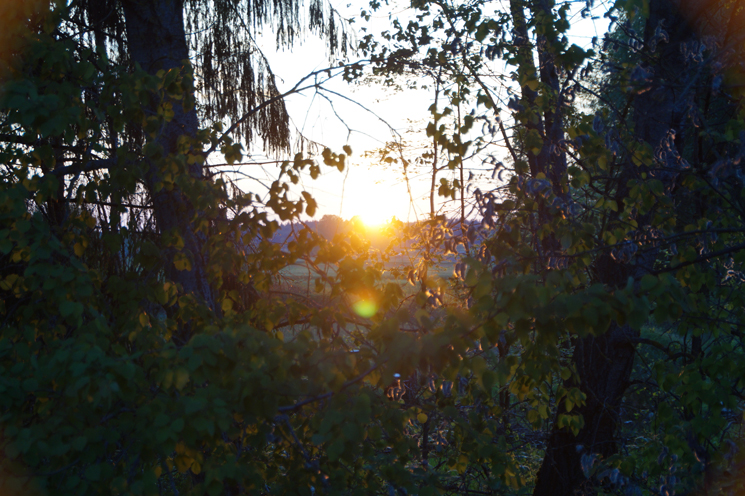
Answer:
[358,0,745,493]
[1,0,745,495]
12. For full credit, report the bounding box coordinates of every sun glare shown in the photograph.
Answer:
[358,211,392,227]
[352,299,378,318]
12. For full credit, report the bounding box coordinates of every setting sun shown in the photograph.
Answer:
[357,211,392,227]
[337,163,417,227]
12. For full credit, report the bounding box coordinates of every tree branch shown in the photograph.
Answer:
[653,242,745,275]
[208,61,372,155]
[277,362,382,413]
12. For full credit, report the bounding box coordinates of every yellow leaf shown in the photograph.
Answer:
[161,370,174,389]
[175,368,189,390]
[74,242,85,257]
[154,465,163,478]
[417,413,428,423]
[190,461,201,475]
[174,455,191,473]
[173,253,191,271]
[0,274,19,291]
[221,298,234,312]
[139,313,150,328]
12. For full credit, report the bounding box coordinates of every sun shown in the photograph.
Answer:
[357,210,392,227]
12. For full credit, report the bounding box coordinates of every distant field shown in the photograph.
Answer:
[274,257,459,301]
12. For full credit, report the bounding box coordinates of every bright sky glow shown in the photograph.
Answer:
[241,0,611,223]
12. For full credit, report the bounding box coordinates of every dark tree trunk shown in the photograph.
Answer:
[533,264,638,496]
[121,0,217,313]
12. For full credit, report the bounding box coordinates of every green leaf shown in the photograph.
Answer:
[327,438,345,461]
[84,464,100,482]
[154,413,170,428]
[72,436,87,451]
[59,301,83,319]
[481,369,496,392]
[171,418,185,433]
[640,274,657,292]
[525,129,544,155]
[342,422,362,442]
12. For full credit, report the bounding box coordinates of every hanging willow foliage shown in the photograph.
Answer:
[72,0,352,155]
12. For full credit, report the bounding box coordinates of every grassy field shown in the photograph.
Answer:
[274,256,459,305]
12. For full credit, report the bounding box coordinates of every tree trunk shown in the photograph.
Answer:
[534,259,639,496]
[121,0,217,313]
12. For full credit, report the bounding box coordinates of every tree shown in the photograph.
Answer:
[0,1,395,494]
[363,0,745,494]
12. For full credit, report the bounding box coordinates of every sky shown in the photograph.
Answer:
[226,0,611,225]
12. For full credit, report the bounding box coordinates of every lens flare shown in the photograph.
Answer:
[352,299,377,318]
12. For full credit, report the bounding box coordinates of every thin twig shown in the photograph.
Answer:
[277,363,382,413]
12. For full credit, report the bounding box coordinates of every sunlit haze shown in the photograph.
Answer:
[249,0,610,223]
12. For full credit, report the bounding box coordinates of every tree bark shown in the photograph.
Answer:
[121,0,217,313]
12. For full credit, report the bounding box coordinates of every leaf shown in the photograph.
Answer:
[60,301,83,319]
[327,438,345,462]
[174,369,189,390]
[154,413,170,428]
[139,313,150,328]
[301,191,317,217]
[417,413,428,423]
[640,274,657,292]
[525,129,544,155]
[0,239,12,255]
[481,369,496,392]
[561,234,572,250]
[174,455,192,473]
[72,436,87,451]
[84,464,100,482]
[560,367,572,380]
[0,274,19,291]
[171,418,184,432]
[342,423,362,442]
[173,253,192,272]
